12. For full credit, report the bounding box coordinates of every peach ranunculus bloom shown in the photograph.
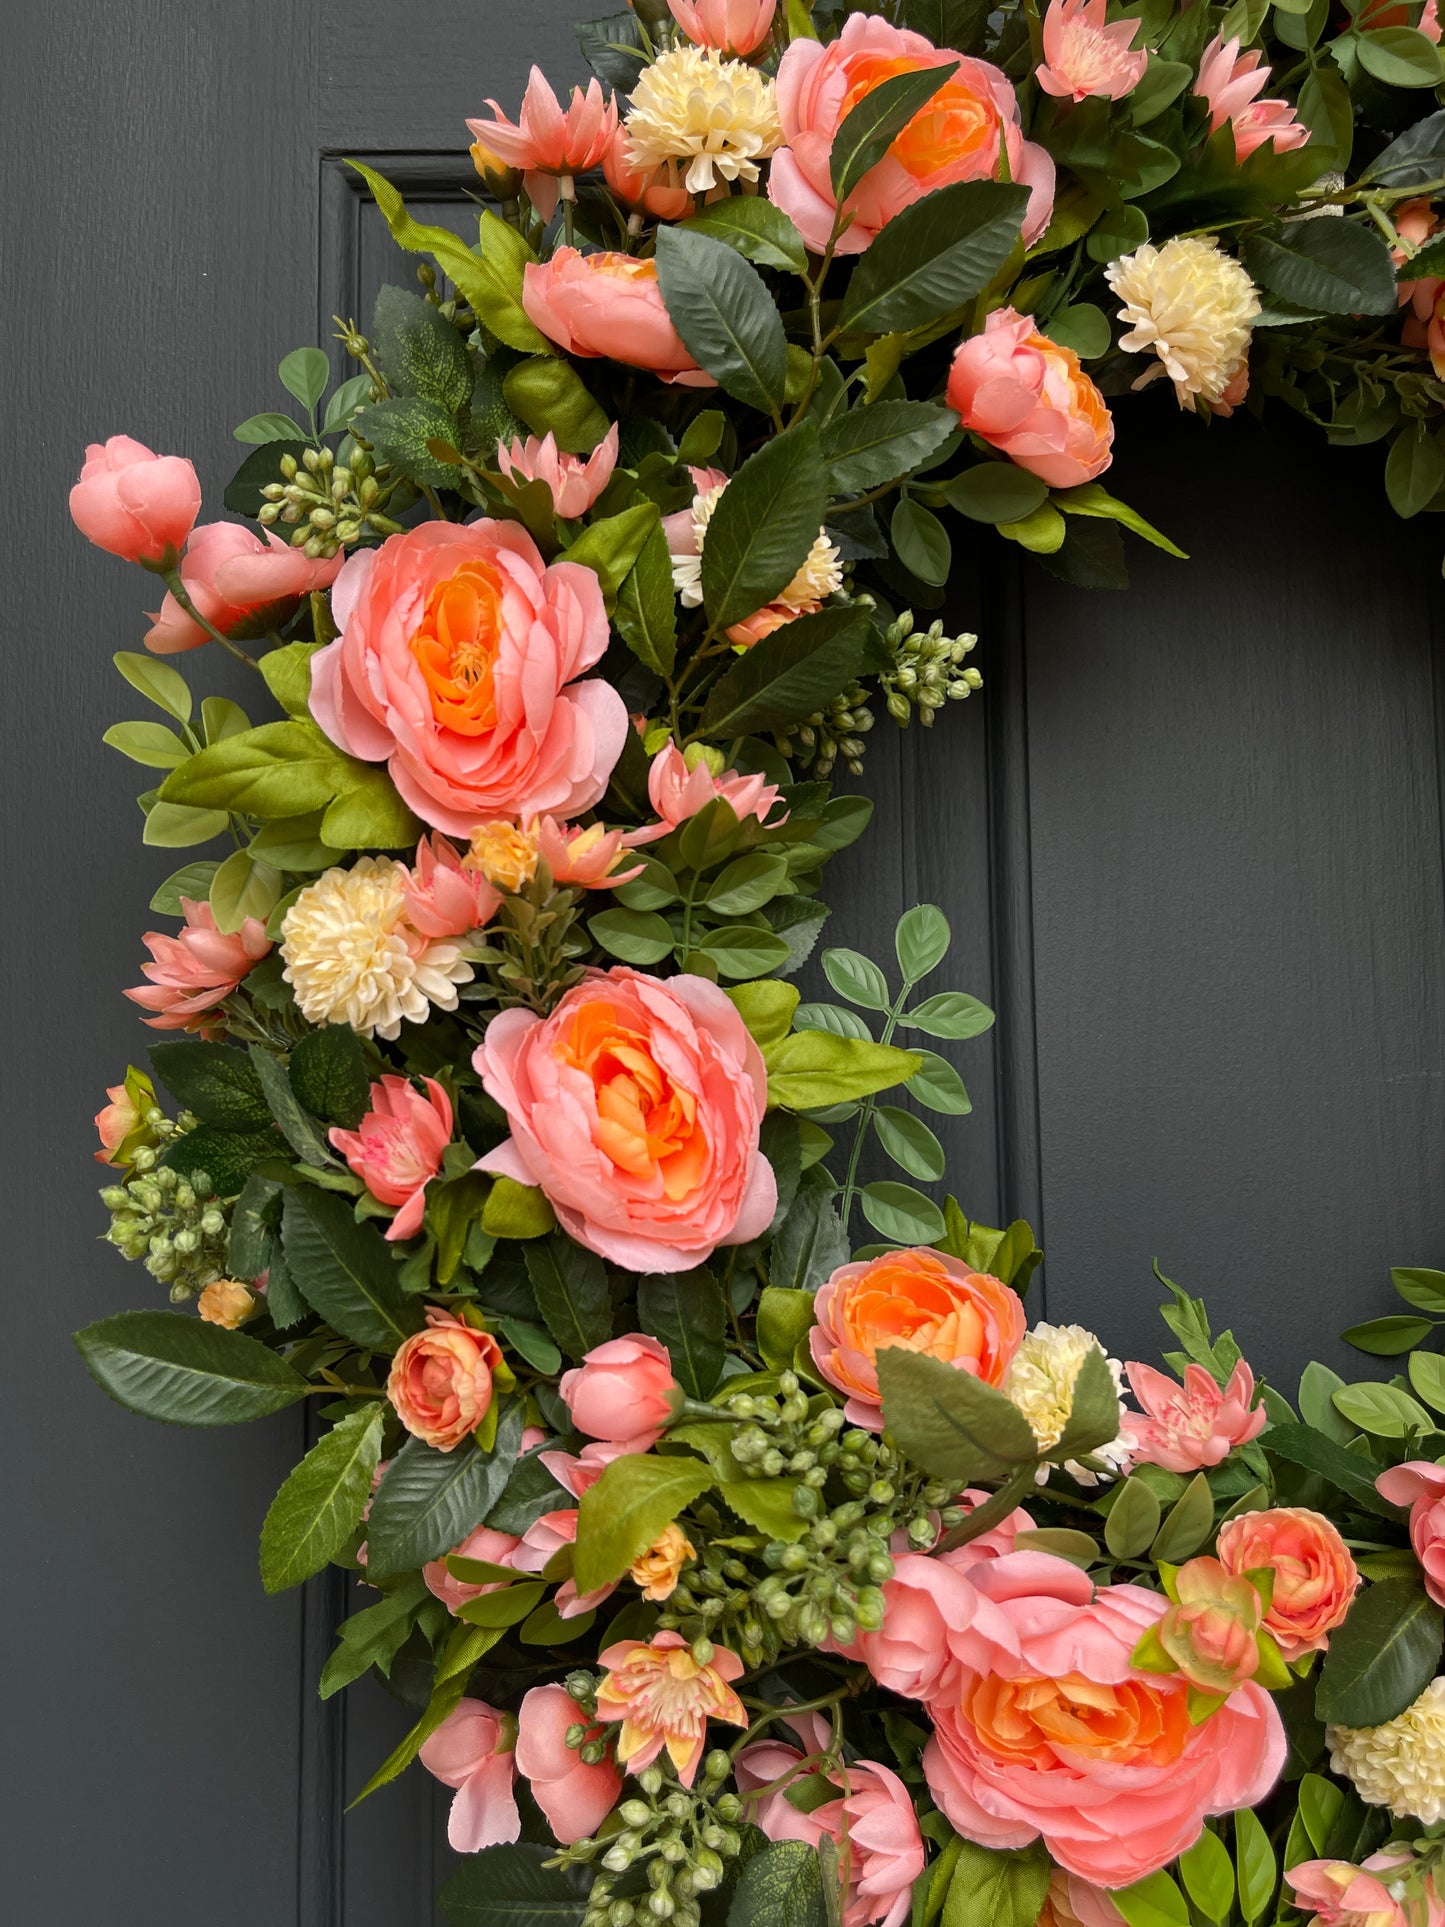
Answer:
[386,1308,503,1451]
[516,1684,623,1845]
[466,67,617,221]
[124,897,272,1033]
[522,249,712,386]
[537,815,645,889]
[474,966,776,1272]
[418,1697,520,1853]
[422,1523,523,1615]
[668,0,777,58]
[559,1333,680,1447]
[468,819,541,893]
[1288,1853,1438,1927]
[496,423,619,520]
[767,13,1055,256]
[142,520,343,653]
[1376,1461,1445,1608]
[69,435,201,564]
[1040,1871,1124,1927]
[594,1631,747,1785]
[737,1711,924,1927]
[308,518,627,836]
[1216,1505,1360,1659]
[197,1279,257,1329]
[602,125,695,223]
[809,1247,1027,1429]
[329,1074,453,1243]
[1121,1356,1267,1473]
[623,740,786,847]
[946,307,1114,489]
[920,1549,1287,1885]
[631,1521,696,1602]
[1036,0,1147,103]
[400,832,501,940]
[1194,34,1309,162]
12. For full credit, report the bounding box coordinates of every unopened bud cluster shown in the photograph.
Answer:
[258,444,388,557]
[774,681,875,779]
[558,1747,743,1927]
[880,613,982,726]
[99,1148,230,1300]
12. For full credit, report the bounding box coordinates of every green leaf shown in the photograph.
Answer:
[589,905,675,966]
[319,1576,429,1697]
[160,1122,280,1194]
[257,641,319,720]
[480,1177,555,1241]
[699,603,878,736]
[1086,202,1151,261]
[1151,1472,1215,1562]
[796,1001,872,1040]
[902,991,994,1040]
[350,1620,505,1803]
[486,1444,568,1536]
[279,347,329,411]
[372,285,472,414]
[1358,25,1443,87]
[246,1044,334,1167]
[1364,108,1445,187]
[1342,1313,1436,1355]
[757,1287,816,1374]
[573,1453,713,1594]
[1408,1350,1445,1413]
[877,1344,1037,1482]
[697,926,793,980]
[891,497,951,585]
[289,1025,370,1129]
[562,502,660,605]
[874,1104,946,1181]
[259,1402,384,1592]
[366,1403,525,1579]
[725,979,801,1049]
[353,395,463,490]
[114,649,192,725]
[1298,1360,1354,1441]
[941,464,1050,525]
[1051,1340,1122,1461]
[771,1182,849,1292]
[613,520,678,679]
[907,1050,971,1115]
[680,198,808,275]
[1053,483,1187,559]
[1243,219,1398,318]
[727,1839,825,1927]
[159,719,352,818]
[149,860,220,915]
[524,1235,612,1362]
[74,1309,309,1426]
[1393,1266,1445,1312]
[823,946,889,1010]
[1105,1475,1163,1559]
[766,1033,922,1111]
[1113,1871,1191,1927]
[638,1270,725,1400]
[1263,1422,1401,1516]
[1043,302,1111,360]
[149,1040,269,1129]
[1333,1380,1434,1438]
[895,903,951,982]
[1316,1577,1444,1726]
[1298,1771,1345,1854]
[1298,65,1354,172]
[209,848,282,934]
[839,180,1030,337]
[706,852,789,916]
[831,59,961,204]
[319,765,422,852]
[439,1843,592,1926]
[942,1839,1051,1927]
[141,800,229,848]
[1385,420,1445,519]
[280,1187,423,1351]
[699,426,828,630]
[1233,1807,1277,1926]
[323,374,373,434]
[861,1180,946,1244]
[656,226,787,417]
[104,720,190,769]
[234,410,309,445]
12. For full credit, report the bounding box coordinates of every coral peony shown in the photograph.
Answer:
[1216,1506,1359,1658]
[594,1631,747,1785]
[418,1697,519,1853]
[667,0,776,58]
[423,1524,523,1616]
[810,1247,1026,1429]
[124,897,271,1033]
[496,424,619,520]
[624,740,785,847]
[143,520,342,653]
[1122,1356,1266,1472]
[1107,236,1260,411]
[946,308,1114,489]
[1036,0,1147,103]
[523,250,711,386]
[1195,34,1308,163]
[329,1074,453,1242]
[69,435,201,564]
[1329,1678,1445,1823]
[625,45,781,195]
[1376,1462,1445,1609]
[768,13,1054,256]
[559,1334,680,1446]
[466,68,617,220]
[310,519,625,835]
[474,966,775,1271]
[387,1308,502,1451]
[400,833,500,941]
[516,1684,623,1844]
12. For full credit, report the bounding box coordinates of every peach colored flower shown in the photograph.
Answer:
[94,1066,156,1166]
[1288,1853,1433,1927]
[329,1074,453,1242]
[400,832,500,940]
[946,307,1114,489]
[560,1334,680,1447]
[595,1631,747,1785]
[418,1697,519,1853]
[1395,201,1444,339]
[309,518,626,835]
[602,125,694,221]
[197,1279,257,1329]
[143,520,342,653]
[623,740,785,847]
[537,816,644,889]
[467,819,540,893]
[523,250,712,387]
[1122,1357,1266,1473]
[668,0,776,57]
[1153,1554,1265,1694]
[1194,34,1308,162]
[810,1248,1027,1429]
[1376,1461,1445,1609]
[1404,279,1445,379]
[496,423,619,520]
[768,13,1055,255]
[469,137,523,201]
[422,1523,523,1616]
[474,966,776,1272]
[631,1522,695,1602]
[466,68,617,221]
[516,1684,623,1845]
[1217,1506,1360,1659]
[1037,0,1147,102]
[1040,1872,1124,1927]
[69,435,200,563]
[387,1308,502,1451]
[124,897,271,1033]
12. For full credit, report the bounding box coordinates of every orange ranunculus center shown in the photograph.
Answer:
[843,55,998,181]
[966,1671,1191,1771]
[560,1000,708,1199]
[411,560,505,734]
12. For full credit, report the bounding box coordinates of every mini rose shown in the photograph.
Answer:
[1217,1506,1360,1658]
[197,1279,257,1330]
[515,1684,623,1845]
[387,1308,503,1451]
[522,249,711,385]
[69,435,201,563]
[946,308,1114,489]
[418,1698,519,1853]
[560,1333,681,1446]
[631,1521,695,1602]
[1376,1461,1445,1609]
[330,1074,452,1242]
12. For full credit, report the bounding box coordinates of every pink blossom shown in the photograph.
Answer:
[946,307,1114,489]
[418,1697,520,1853]
[329,1074,452,1241]
[1288,1852,1439,1927]
[512,1506,615,1618]
[1376,1460,1445,1609]
[668,0,776,57]
[124,897,271,1033]
[143,520,342,653]
[423,1523,523,1615]
[516,1684,623,1844]
[522,250,712,386]
[539,1436,645,1498]
[594,1631,747,1785]
[536,816,644,889]
[400,833,500,940]
[1122,1358,1267,1473]
[467,68,617,220]
[1195,35,1309,162]
[560,1334,680,1446]
[1036,0,1147,102]
[624,741,785,847]
[496,423,619,520]
[69,435,201,564]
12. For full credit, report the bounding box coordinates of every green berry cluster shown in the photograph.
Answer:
[257,444,394,558]
[559,1743,744,1927]
[99,1150,229,1301]
[879,613,982,726]
[774,682,875,779]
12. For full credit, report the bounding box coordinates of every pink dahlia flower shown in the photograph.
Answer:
[143,520,342,653]
[329,1073,452,1242]
[624,741,785,847]
[466,67,617,220]
[1036,0,1147,102]
[124,897,271,1033]
[1195,34,1308,162]
[1122,1356,1267,1473]
[69,435,201,564]
[418,1697,519,1853]
[516,1684,623,1845]
[496,423,619,520]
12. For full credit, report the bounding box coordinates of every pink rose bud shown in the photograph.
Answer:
[946,307,1114,490]
[496,423,619,520]
[515,1684,623,1845]
[387,1308,502,1451]
[1376,1461,1445,1609]
[142,520,342,654]
[329,1074,453,1243]
[422,1523,523,1617]
[559,1334,680,1446]
[667,0,777,57]
[1121,1357,1267,1473]
[196,1279,258,1330]
[69,435,201,564]
[1216,1506,1359,1659]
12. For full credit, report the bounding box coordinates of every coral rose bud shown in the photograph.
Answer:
[1153,1555,1264,1695]
[668,0,777,57]
[142,520,342,653]
[947,307,1114,489]
[515,1683,623,1845]
[1216,1506,1360,1659]
[1376,1461,1445,1609]
[522,248,712,386]
[560,1334,681,1446]
[197,1279,258,1329]
[387,1309,503,1451]
[69,435,202,564]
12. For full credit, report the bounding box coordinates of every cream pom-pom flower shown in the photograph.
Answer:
[281,856,472,1041]
[1003,1322,1131,1484]
[672,481,842,611]
[624,44,782,194]
[1105,235,1260,411]
[1328,1678,1445,1823]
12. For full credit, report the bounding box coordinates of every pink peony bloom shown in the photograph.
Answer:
[418,1697,519,1853]
[1194,34,1308,162]
[947,307,1114,489]
[466,68,618,221]
[767,13,1055,256]
[523,250,712,386]
[496,423,619,520]
[602,126,694,221]
[423,1523,523,1616]
[594,1631,747,1785]
[624,740,785,848]
[516,1684,623,1845]
[920,1549,1286,1885]
[329,1074,452,1242]
[124,897,271,1033]
[1122,1357,1267,1473]
[69,435,201,564]
[560,1334,680,1447]
[400,833,500,941]
[386,1308,502,1451]
[668,0,777,57]
[142,520,342,653]
[1288,1854,1435,1927]
[1216,1506,1359,1659]
[536,815,644,889]
[474,966,776,1272]
[1036,0,1147,102]
[309,518,626,836]
[848,1550,1021,1703]
[1376,1461,1445,1609]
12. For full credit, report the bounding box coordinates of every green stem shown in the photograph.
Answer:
[933,1463,1040,1554]
[160,568,260,670]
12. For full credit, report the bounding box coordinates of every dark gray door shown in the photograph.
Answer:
[7,5,1444,1923]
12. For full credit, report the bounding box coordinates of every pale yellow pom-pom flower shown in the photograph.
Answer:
[1328,1677,1445,1823]
[1003,1322,1130,1485]
[1105,235,1260,411]
[625,45,782,194]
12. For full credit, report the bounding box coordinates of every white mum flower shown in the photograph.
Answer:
[1003,1322,1130,1486]
[672,480,842,611]
[625,45,782,194]
[1328,1678,1445,1823]
[1105,235,1260,411]
[280,856,472,1041]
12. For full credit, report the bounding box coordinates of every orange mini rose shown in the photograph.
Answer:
[388,1308,503,1451]
[1216,1506,1360,1660]
[809,1247,1026,1428]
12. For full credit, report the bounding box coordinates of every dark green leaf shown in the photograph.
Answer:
[439,1842,592,1926]
[372,284,473,415]
[821,398,955,495]
[941,463,1050,525]
[831,60,961,205]
[1364,108,1445,187]
[524,1234,612,1361]
[74,1309,309,1426]
[259,1402,385,1592]
[487,1445,568,1535]
[700,425,827,630]
[367,1403,525,1578]
[638,1270,725,1399]
[770,1183,849,1293]
[656,226,788,416]
[225,440,309,518]
[149,1041,269,1129]
[727,1839,825,1927]
[891,498,951,585]
[280,1187,423,1351]
[1243,220,1397,318]
[1316,1578,1444,1725]
[1385,421,1445,519]
[248,1045,334,1167]
[699,604,877,735]
[1150,1472,1215,1562]
[614,521,678,677]
[877,1343,1038,1482]
[289,1025,371,1129]
[838,180,1030,336]
[353,396,464,489]
[680,198,808,274]
[160,1123,279,1195]
[1262,1422,1400,1515]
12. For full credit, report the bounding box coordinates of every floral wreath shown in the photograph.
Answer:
[70,4,1445,1926]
